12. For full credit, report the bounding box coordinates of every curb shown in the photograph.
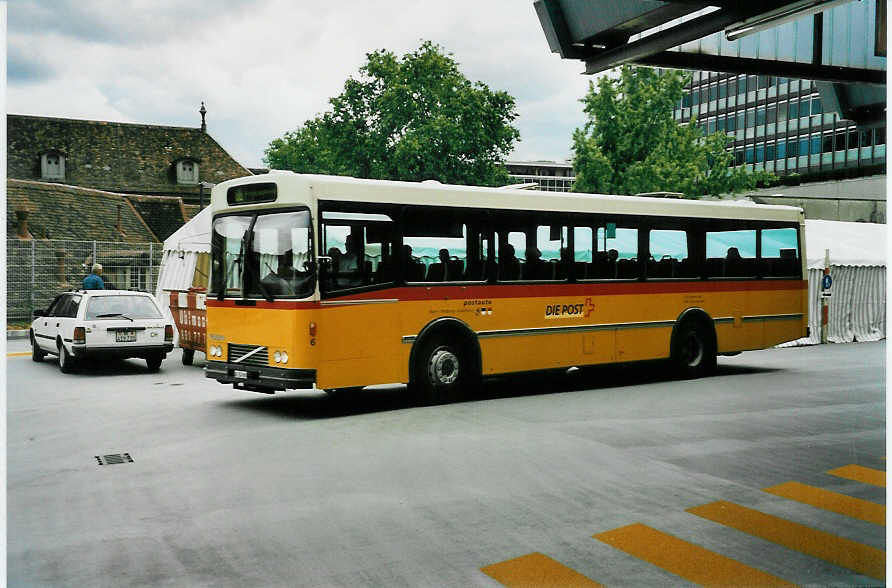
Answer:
[7,330,29,340]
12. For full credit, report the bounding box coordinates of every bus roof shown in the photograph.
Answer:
[214,171,804,223]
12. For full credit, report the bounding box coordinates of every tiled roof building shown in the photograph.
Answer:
[7,179,165,242]
[7,113,251,202]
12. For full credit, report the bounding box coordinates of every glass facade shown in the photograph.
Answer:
[674,71,886,176]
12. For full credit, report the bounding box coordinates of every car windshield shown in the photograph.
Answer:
[85,296,162,320]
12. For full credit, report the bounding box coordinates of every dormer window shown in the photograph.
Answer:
[176,159,199,185]
[41,151,66,180]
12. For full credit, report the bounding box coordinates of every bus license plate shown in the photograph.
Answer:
[115,330,137,343]
[234,369,247,380]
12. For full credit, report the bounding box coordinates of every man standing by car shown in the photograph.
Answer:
[83,263,105,289]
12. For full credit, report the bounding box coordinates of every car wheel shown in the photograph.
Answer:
[412,336,474,406]
[181,348,195,366]
[30,331,46,362]
[146,353,163,372]
[57,340,75,373]
[672,320,716,379]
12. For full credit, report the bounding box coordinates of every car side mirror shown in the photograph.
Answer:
[33,310,45,318]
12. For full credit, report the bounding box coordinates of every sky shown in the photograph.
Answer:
[7,0,599,169]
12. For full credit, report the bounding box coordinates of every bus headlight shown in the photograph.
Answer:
[274,351,282,363]
[280,351,288,364]
[210,345,223,357]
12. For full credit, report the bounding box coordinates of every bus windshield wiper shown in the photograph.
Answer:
[96,313,134,322]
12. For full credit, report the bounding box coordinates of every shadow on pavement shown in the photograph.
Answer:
[33,356,158,376]
[217,358,782,421]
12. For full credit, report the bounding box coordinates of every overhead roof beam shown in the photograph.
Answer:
[633,51,888,84]
[583,6,761,74]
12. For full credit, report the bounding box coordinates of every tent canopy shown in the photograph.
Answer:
[162,206,212,254]
[805,219,887,269]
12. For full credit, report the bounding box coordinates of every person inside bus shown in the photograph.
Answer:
[426,248,451,281]
[322,247,343,290]
[556,247,574,279]
[724,246,743,277]
[341,234,361,273]
[402,244,426,282]
[523,246,549,280]
[260,250,296,294]
[498,243,521,281]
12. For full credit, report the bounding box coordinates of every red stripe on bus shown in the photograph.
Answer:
[205,279,806,309]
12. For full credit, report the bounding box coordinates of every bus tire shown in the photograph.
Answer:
[412,336,474,406]
[671,319,716,379]
[31,331,45,362]
[181,348,195,366]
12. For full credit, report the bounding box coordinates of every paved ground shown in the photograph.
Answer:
[6,339,886,587]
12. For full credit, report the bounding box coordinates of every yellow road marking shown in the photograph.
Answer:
[595,523,795,587]
[481,552,605,588]
[826,465,886,488]
[764,481,885,526]
[688,501,885,580]
[7,352,31,357]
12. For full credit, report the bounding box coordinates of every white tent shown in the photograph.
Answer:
[804,219,887,268]
[155,206,212,300]
[790,219,887,346]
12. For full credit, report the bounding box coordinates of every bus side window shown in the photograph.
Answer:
[534,225,568,281]
[402,207,480,283]
[648,229,689,279]
[591,225,638,279]
[761,227,800,277]
[705,229,757,278]
[320,210,396,293]
[495,231,525,281]
[573,227,592,280]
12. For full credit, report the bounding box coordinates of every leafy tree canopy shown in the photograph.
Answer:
[572,66,772,198]
[265,41,520,186]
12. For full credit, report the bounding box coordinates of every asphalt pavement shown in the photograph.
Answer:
[6,339,886,587]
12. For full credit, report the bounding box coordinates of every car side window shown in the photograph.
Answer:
[66,295,83,318]
[50,295,70,317]
[46,296,64,317]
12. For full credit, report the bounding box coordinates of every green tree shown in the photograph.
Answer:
[572,66,772,198]
[265,41,520,186]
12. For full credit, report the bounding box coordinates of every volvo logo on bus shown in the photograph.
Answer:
[545,298,595,320]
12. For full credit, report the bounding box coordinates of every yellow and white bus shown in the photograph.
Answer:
[204,172,807,404]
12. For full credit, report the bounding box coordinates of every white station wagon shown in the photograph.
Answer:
[30,290,175,373]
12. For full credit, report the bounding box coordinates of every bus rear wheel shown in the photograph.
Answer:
[672,321,716,379]
[412,337,473,405]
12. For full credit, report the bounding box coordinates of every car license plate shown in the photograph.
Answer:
[233,370,248,380]
[115,330,137,343]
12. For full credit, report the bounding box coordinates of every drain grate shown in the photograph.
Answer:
[95,453,133,466]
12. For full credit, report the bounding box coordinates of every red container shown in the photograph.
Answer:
[168,287,206,365]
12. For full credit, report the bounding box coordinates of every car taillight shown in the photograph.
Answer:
[73,327,86,344]
[164,325,174,342]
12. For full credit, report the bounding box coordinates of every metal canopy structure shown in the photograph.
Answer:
[535,0,887,85]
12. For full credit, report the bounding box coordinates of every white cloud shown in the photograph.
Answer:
[8,1,598,168]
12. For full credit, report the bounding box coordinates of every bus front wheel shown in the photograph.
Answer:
[412,337,473,405]
[672,321,716,379]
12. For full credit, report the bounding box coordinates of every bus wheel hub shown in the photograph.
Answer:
[429,349,459,385]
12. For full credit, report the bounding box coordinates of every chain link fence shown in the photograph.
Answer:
[7,239,162,326]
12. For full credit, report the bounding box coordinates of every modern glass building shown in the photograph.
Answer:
[675,72,886,178]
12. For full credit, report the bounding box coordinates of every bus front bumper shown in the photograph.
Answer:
[204,361,316,393]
